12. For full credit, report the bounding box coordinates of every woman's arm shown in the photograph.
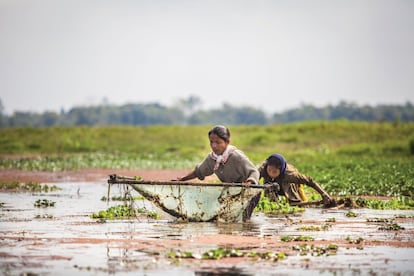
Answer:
[173,154,213,182]
[174,170,197,181]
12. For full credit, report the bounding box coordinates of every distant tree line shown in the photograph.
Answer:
[0,99,413,127]
[271,101,414,123]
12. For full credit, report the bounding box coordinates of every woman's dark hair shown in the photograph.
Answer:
[208,125,231,142]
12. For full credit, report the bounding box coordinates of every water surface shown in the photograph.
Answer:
[1,182,413,275]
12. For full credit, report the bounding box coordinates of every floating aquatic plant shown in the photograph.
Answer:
[90,204,160,220]
[366,217,393,223]
[0,182,60,192]
[255,195,304,214]
[297,224,332,231]
[292,243,338,256]
[346,211,357,217]
[346,236,364,244]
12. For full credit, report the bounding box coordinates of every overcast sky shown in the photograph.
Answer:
[1,0,413,115]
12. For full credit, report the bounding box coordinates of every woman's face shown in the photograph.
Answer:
[266,165,281,179]
[209,134,229,155]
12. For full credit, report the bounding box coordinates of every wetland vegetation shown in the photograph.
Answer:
[1,121,413,211]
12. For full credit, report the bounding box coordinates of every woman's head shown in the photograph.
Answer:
[265,154,286,179]
[208,125,230,155]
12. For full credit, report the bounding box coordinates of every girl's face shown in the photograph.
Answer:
[266,165,280,179]
[209,134,229,155]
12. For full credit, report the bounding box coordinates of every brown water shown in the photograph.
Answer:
[1,182,413,275]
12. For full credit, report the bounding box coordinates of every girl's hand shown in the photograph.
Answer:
[322,193,333,207]
[242,180,253,187]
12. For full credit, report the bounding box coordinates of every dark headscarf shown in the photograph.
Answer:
[266,153,287,176]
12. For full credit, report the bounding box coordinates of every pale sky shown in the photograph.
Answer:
[1,0,413,115]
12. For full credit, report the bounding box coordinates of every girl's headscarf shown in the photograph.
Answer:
[266,153,287,176]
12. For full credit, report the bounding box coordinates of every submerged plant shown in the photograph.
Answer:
[34,199,56,207]
[35,214,54,219]
[168,250,195,259]
[378,223,405,231]
[146,210,161,219]
[100,195,144,201]
[247,251,286,261]
[168,248,286,262]
[366,217,393,223]
[281,235,314,242]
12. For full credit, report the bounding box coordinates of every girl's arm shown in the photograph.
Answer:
[301,176,332,205]
[286,167,332,205]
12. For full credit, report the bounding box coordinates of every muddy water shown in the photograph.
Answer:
[1,182,413,275]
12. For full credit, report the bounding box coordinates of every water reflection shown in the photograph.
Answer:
[106,247,155,273]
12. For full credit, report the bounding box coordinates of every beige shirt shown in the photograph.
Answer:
[195,148,259,184]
